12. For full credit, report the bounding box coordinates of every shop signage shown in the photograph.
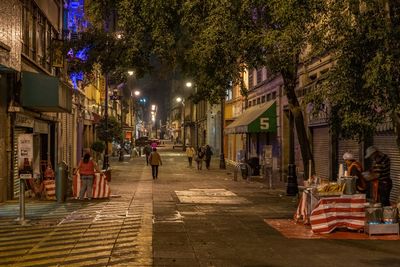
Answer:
[18,134,33,179]
[34,120,49,134]
[260,118,270,130]
[307,103,328,126]
[15,114,34,128]
[263,145,273,166]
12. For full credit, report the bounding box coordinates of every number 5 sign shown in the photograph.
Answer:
[260,117,269,130]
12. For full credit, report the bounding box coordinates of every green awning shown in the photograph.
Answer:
[21,71,72,113]
[225,101,276,134]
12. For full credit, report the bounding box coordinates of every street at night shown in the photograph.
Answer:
[1,0,400,266]
[0,143,399,266]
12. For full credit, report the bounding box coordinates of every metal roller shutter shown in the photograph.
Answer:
[373,134,400,203]
[13,128,27,198]
[313,127,330,180]
[338,139,360,166]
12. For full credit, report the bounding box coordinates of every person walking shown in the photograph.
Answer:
[196,146,205,170]
[144,144,152,166]
[205,145,213,170]
[76,152,100,200]
[186,146,195,167]
[365,146,392,206]
[149,147,162,179]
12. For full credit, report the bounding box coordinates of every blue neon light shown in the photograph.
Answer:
[66,0,89,90]
[70,71,84,89]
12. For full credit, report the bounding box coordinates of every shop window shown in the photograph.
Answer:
[248,69,254,89]
[37,14,45,67]
[272,91,276,99]
[267,94,271,101]
[257,98,261,104]
[226,86,233,101]
[252,99,256,106]
[256,68,262,84]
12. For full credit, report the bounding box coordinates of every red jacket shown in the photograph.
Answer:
[79,160,95,175]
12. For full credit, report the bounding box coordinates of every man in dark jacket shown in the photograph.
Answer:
[205,145,213,170]
[144,144,152,166]
[365,146,392,206]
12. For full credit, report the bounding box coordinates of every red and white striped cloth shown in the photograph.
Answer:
[73,173,111,199]
[310,194,366,234]
[43,180,56,200]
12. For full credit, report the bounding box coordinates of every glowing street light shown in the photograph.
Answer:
[128,70,134,76]
[175,96,186,151]
[151,104,156,111]
[185,82,193,88]
[134,90,140,96]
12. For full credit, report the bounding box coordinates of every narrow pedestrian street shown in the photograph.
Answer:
[0,143,399,267]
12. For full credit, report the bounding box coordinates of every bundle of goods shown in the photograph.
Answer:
[317,183,345,196]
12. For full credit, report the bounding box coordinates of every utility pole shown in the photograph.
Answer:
[103,74,109,170]
[219,96,226,169]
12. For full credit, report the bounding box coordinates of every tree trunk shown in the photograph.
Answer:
[282,63,315,180]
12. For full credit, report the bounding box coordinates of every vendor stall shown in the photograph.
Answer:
[295,178,399,236]
[310,194,366,234]
[73,172,111,199]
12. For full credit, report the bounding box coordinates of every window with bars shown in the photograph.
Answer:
[21,0,56,73]
[256,68,262,84]
[248,69,254,89]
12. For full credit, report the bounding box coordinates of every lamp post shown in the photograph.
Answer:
[185,82,197,149]
[219,96,226,169]
[131,90,140,141]
[103,74,109,170]
[176,97,186,151]
[151,104,157,138]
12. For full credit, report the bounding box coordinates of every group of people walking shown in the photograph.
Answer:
[343,145,392,206]
[186,145,213,170]
[74,141,215,199]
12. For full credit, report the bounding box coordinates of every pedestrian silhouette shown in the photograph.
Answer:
[149,147,162,179]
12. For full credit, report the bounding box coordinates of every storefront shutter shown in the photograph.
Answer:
[373,134,400,203]
[13,128,27,198]
[338,139,361,166]
[312,127,330,180]
[68,113,73,166]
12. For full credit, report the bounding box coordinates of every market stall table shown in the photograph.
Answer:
[310,194,366,234]
[73,172,111,199]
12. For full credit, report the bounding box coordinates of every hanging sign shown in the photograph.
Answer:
[15,114,34,128]
[18,134,33,179]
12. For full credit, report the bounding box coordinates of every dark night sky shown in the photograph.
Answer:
[136,73,172,126]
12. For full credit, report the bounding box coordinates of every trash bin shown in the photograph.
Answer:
[247,157,260,176]
[56,162,68,202]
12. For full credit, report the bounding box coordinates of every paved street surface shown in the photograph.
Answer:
[1,142,400,267]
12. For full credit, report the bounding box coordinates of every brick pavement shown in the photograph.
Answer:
[0,144,400,267]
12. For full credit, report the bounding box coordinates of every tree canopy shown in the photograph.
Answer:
[308,0,400,143]
[68,0,400,176]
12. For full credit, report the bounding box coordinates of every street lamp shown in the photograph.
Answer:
[128,70,134,76]
[134,90,140,96]
[151,105,157,138]
[176,97,186,151]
